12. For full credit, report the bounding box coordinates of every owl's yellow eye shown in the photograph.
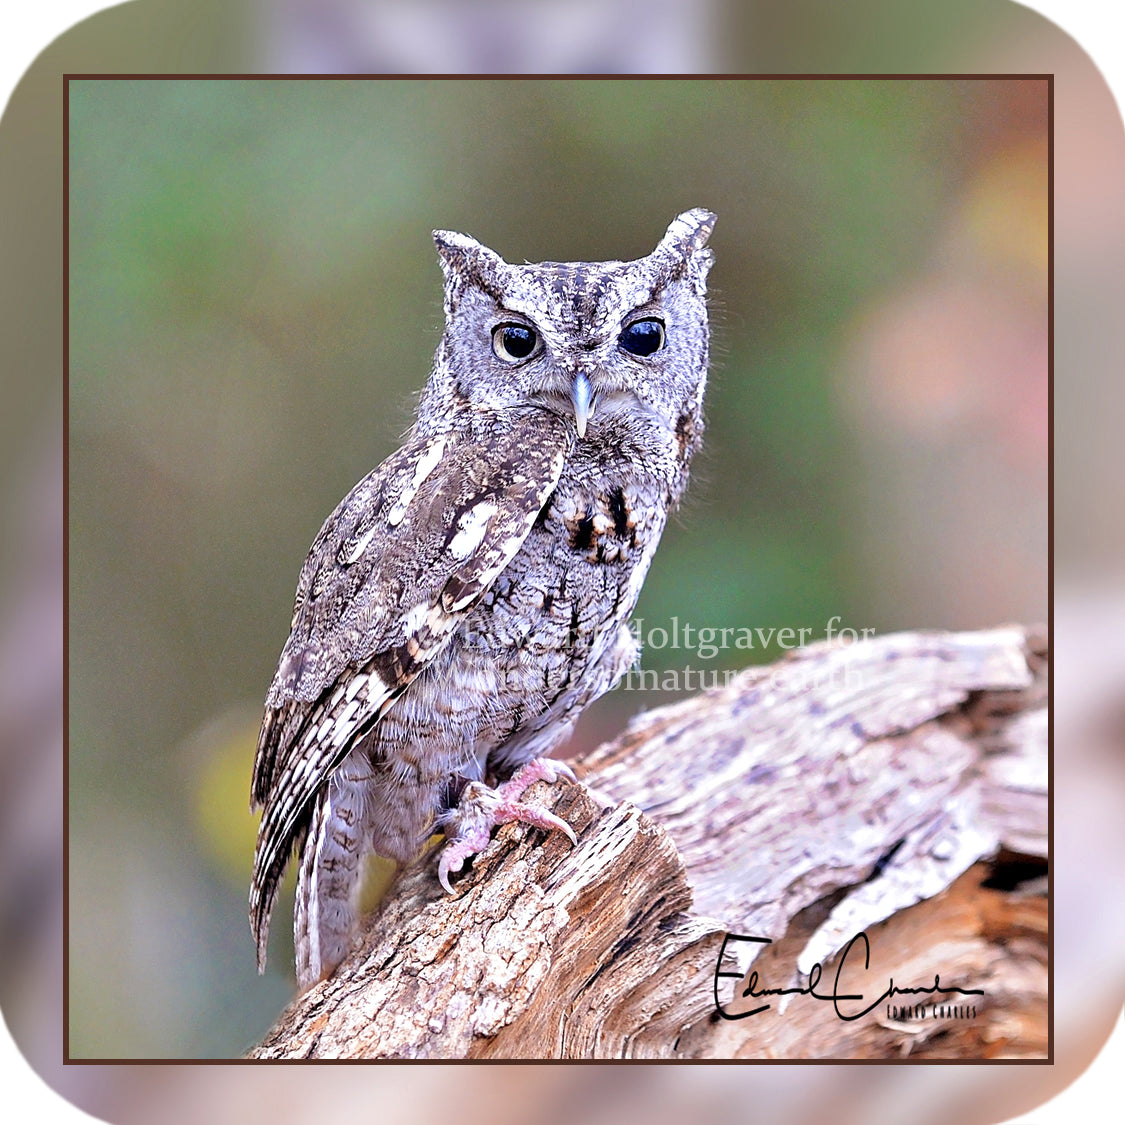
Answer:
[492,323,539,363]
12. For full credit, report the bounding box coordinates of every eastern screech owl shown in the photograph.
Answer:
[250,208,716,988]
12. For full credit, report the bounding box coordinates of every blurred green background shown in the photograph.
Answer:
[67,78,1047,1058]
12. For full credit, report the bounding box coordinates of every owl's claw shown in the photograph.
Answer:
[504,757,576,791]
[436,758,578,892]
[437,843,475,895]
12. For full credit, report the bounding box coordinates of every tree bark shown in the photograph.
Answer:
[250,625,1048,1060]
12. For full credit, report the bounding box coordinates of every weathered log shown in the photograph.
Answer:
[250,625,1048,1059]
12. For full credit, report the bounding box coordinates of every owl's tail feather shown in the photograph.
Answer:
[293,782,365,991]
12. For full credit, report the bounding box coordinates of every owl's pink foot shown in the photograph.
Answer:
[437,759,578,893]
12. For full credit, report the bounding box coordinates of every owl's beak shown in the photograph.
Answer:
[572,372,595,439]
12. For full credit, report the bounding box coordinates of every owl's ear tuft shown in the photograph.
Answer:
[650,209,716,290]
[656,209,717,258]
[432,229,505,277]
[432,230,507,312]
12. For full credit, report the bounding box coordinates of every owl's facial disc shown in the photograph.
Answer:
[572,372,595,439]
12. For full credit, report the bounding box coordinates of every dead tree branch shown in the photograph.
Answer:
[250,626,1047,1060]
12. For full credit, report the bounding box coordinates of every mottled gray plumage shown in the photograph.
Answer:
[250,209,716,988]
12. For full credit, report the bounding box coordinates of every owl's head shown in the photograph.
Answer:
[424,209,716,442]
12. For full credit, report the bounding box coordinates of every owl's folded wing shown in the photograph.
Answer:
[249,407,569,951]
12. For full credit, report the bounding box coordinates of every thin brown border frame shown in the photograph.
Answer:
[62,72,1053,1065]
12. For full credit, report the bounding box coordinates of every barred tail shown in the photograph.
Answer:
[293,777,366,990]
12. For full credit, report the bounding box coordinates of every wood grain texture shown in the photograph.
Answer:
[250,625,1048,1060]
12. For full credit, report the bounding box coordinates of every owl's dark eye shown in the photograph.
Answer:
[492,323,539,363]
[619,318,665,357]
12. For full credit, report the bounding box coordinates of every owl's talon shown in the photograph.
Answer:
[497,756,577,799]
[495,800,579,846]
[436,848,467,894]
[436,758,579,891]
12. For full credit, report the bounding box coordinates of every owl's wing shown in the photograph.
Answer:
[250,408,569,958]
